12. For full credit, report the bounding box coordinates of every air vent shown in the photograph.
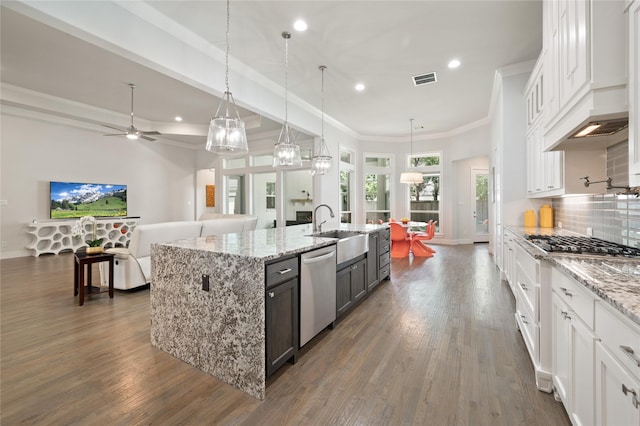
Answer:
[571,119,629,138]
[412,72,437,86]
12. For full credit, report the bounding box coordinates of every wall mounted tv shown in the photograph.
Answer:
[50,181,127,219]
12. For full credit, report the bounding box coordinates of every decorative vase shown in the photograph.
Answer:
[86,246,103,255]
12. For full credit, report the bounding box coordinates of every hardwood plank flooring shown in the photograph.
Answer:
[1,245,570,425]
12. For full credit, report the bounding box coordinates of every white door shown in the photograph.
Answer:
[472,169,489,242]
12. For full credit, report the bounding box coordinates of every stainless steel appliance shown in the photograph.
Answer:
[525,235,640,257]
[300,245,337,347]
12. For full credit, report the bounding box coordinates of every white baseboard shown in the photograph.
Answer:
[1,249,31,259]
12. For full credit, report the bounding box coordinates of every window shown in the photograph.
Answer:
[265,182,276,209]
[223,157,246,169]
[408,153,441,232]
[339,148,355,224]
[340,171,352,223]
[364,153,393,224]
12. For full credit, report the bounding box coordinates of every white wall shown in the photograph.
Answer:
[195,168,216,219]
[0,111,197,258]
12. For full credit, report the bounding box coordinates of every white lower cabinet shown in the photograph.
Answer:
[551,264,640,425]
[595,342,640,425]
[552,290,598,426]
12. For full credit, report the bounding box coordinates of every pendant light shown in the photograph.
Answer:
[310,65,332,175]
[400,118,423,184]
[205,0,248,155]
[273,31,303,168]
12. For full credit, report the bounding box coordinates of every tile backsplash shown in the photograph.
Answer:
[552,140,639,249]
[553,194,640,248]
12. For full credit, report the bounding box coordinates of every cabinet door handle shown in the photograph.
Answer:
[620,346,640,367]
[521,315,528,324]
[352,264,358,270]
[559,287,574,297]
[521,283,528,291]
[268,291,275,298]
[277,268,292,275]
[622,384,640,408]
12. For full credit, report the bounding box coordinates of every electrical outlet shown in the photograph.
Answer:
[202,274,210,291]
[587,227,593,236]
[557,221,562,229]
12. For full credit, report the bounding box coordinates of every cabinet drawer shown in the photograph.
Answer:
[379,252,390,268]
[516,300,539,364]
[516,262,539,320]
[596,302,640,378]
[551,266,596,329]
[266,257,299,288]
[379,239,390,255]
[516,244,539,286]
[379,264,390,280]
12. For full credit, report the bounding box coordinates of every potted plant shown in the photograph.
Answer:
[72,215,103,254]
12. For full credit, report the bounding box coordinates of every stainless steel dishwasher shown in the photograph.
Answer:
[300,245,337,347]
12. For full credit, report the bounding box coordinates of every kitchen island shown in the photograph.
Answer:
[150,223,387,400]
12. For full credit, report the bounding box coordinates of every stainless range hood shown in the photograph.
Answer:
[547,115,629,151]
[570,119,629,139]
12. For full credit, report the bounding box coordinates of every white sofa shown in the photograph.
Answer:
[102,215,257,290]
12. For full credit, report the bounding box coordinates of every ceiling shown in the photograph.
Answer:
[0,1,542,146]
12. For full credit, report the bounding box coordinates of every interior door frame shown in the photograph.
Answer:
[472,168,489,243]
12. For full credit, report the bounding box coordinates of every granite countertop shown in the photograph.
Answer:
[156,223,388,263]
[505,226,640,326]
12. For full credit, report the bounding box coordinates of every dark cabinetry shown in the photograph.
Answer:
[265,256,299,378]
[336,256,366,318]
[367,232,379,290]
[378,228,390,281]
[367,228,391,290]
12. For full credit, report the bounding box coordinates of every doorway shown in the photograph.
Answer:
[472,169,489,242]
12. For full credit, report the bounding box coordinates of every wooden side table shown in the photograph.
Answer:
[74,251,114,306]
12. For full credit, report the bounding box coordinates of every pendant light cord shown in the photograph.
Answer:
[321,66,325,140]
[410,118,414,159]
[284,34,289,125]
[225,0,230,93]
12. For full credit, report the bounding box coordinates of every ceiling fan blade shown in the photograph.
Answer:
[103,133,126,136]
[139,130,161,136]
[140,135,156,141]
[102,124,127,132]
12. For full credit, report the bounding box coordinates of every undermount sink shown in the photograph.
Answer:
[312,230,369,265]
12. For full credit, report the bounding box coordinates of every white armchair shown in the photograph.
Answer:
[104,221,202,290]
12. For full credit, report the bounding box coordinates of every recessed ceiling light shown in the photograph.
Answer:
[448,59,461,69]
[355,83,365,92]
[174,116,183,122]
[293,19,307,31]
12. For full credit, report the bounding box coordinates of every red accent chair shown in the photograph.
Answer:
[411,220,436,257]
[389,222,411,258]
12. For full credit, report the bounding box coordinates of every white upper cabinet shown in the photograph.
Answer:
[526,51,604,198]
[542,0,628,151]
[629,0,640,186]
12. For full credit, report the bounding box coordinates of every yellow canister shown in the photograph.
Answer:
[540,204,553,228]
[524,210,536,228]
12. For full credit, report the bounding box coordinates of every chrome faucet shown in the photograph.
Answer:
[313,204,335,233]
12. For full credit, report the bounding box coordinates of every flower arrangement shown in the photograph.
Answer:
[401,217,410,224]
[71,215,103,248]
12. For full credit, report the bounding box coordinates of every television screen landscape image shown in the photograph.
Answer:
[50,181,127,219]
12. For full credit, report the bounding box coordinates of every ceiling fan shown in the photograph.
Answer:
[103,83,161,141]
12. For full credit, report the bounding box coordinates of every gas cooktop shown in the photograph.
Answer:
[525,235,640,257]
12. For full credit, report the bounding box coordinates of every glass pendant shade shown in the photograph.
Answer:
[311,138,332,175]
[273,31,303,168]
[205,0,248,155]
[273,123,302,168]
[400,172,424,184]
[206,92,248,154]
[311,65,332,175]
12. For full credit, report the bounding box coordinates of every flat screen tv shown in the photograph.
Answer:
[50,181,127,219]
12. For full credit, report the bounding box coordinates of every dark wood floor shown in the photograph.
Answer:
[1,244,570,425]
